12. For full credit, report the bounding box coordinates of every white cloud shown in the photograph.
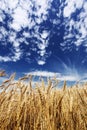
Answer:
[0,48,22,62]
[63,0,83,18]
[0,10,5,22]
[38,50,46,56]
[37,60,46,65]
[57,75,79,81]
[75,0,84,9]
[62,0,87,52]
[12,51,22,62]
[63,0,75,18]
[25,71,59,77]
[23,31,30,38]
[0,56,11,62]
[34,0,52,18]
[40,30,49,39]
[0,0,87,65]
[63,6,74,18]
[9,32,16,42]
[83,1,87,11]
[19,0,32,11]
[0,1,7,11]
[0,26,8,36]
[10,6,29,31]
[37,43,46,50]
[5,0,18,10]
[0,0,53,65]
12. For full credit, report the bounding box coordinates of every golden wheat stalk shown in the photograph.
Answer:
[9,73,16,81]
[62,81,67,91]
[70,96,73,112]
[19,75,29,81]
[47,79,52,94]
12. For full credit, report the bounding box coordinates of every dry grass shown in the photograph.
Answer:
[0,73,87,130]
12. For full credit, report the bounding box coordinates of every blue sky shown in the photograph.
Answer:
[0,0,87,83]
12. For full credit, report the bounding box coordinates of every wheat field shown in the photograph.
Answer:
[0,72,87,130]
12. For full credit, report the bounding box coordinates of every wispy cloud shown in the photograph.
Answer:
[25,71,59,77]
[56,75,79,82]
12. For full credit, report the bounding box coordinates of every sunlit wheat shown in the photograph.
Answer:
[0,71,87,130]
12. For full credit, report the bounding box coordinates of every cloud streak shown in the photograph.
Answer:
[25,71,59,77]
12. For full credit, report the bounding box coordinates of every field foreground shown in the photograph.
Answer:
[0,73,87,130]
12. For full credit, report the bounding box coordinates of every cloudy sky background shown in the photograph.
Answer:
[0,0,87,84]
